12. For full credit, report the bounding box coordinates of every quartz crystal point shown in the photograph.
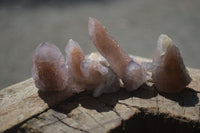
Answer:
[65,40,120,96]
[88,17,148,91]
[32,43,70,91]
[65,39,85,82]
[65,39,105,88]
[152,34,192,93]
[88,17,131,78]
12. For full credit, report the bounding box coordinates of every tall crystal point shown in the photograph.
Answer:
[88,17,131,78]
[32,43,69,91]
[65,39,85,81]
[89,17,148,91]
[152,34,192,93]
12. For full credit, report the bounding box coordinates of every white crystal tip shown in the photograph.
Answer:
[68,39,74,44]
[65,39,82,54]
[158,34,173,50]
[88,17,95,23]
[37,42,50,50]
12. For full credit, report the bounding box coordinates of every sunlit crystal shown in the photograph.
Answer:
[65,40,120,96]
[65,39,85,82]
[152,34,192,93]
[85,53,120,97]
[89,17,148,91]
[32,42,70,91]
[123,61,149,91]
[32,18,192,96]
[88,17,132,79]
[33,41,120,96]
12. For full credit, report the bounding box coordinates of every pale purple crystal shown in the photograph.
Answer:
[33,41,120,96]
[80,59,107,85]
[83,53,120,97]
[123,61,149,91]
[32,42,70,91]
[32,18,192,96]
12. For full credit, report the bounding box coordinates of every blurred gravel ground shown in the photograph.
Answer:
[0,0,200,89]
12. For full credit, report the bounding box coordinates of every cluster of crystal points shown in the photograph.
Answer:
[32,17,192,95]
[33,39,119,97]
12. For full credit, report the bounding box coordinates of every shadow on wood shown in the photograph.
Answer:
[41,85,199,116]
[27,85,199,133]
[1,56,200,133]
[3,77,200,133]
[38,89,74,107]
[49,84,158,116]
[159,87,199,107]
[110,111,200,133]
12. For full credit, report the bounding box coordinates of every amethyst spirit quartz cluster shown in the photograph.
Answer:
[32,17,192,97]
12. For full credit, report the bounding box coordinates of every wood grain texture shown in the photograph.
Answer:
[0,79,74,132]
[0,56,200,133]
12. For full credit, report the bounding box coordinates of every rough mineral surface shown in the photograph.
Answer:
[86,53,120,97]
[33,40,120,97]
[152,34,192,93]
[33,19,192,95]
[123,61,149,91]
[32,43,70,91]
[88,17,132,78]
[65,39,85,81]
[65,39,120,95]
[89,17,148,91]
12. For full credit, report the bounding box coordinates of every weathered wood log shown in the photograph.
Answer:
[0,79,74,132]
[0,56,200,133]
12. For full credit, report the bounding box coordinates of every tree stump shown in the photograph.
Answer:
[0,56,200,133]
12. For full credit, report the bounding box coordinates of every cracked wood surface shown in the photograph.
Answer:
[0,79,74,132]
[1,56,200,133]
